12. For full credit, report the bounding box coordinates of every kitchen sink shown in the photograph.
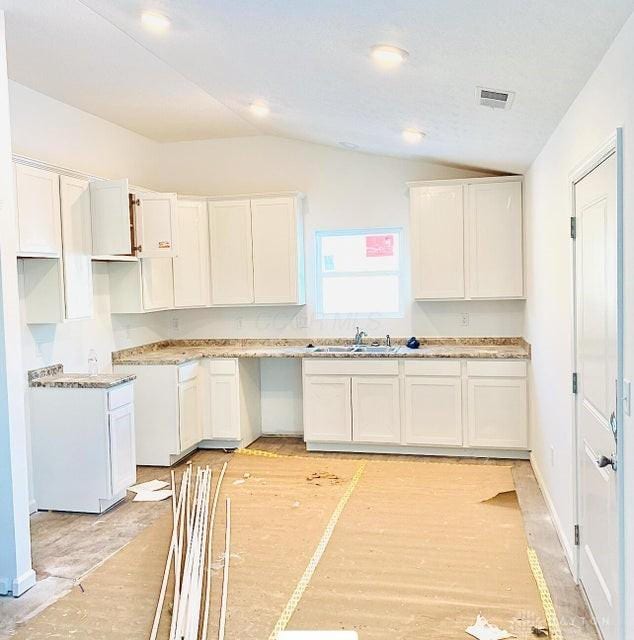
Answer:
[310,345,398,354]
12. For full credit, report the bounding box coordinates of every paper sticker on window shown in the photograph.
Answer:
[324,255,335,271]
[366,235,394,257]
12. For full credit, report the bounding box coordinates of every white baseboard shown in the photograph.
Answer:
[29,499,37,515]
[530,453,577,578]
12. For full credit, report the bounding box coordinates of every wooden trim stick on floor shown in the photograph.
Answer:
[201,462,228,640]
[218,497,232,640]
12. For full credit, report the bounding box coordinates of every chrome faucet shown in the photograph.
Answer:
[386,334,391,347]
[354,326,367,346]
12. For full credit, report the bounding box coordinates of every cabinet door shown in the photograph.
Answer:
[173,200,211,307]
[467,377,528,449]
[141,258,174,310]
[135,192,178,258]
[303,375,352,442]
[89,178,131,256]
[209,200,254,304]
[178,378,201,451]
[352,376,401,443]
[14,164,61,256]
[467,181,523,298]
[251,197,299,304]
[108,404,136,496]
[410,185,464,299]
[60,176,93,320]
[404,376,463,446]
[208,374,241,439]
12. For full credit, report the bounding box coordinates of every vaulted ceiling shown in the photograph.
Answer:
[2,0,633,171]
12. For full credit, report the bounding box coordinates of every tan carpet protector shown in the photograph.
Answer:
[13,454,545,639]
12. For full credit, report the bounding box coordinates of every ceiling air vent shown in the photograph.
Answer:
[477,87,515,110]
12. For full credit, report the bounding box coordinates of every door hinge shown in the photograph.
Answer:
[574,524,580,546]
[570,216,577,239]
[572,372,578,394]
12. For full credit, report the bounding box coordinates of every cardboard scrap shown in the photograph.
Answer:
[127,479,169,494]
[466,615,515,640]
[132,490,173,502]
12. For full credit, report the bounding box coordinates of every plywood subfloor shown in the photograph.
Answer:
[1,438,599,640]
[9,451,548,639]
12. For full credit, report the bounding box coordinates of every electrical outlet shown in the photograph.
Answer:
[295,313,308,329]
[236,317,243,330]
[172,316,180,332]
[624,379,632,416]
[460,312,470,327]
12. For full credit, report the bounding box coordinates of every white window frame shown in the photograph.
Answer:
[315,227,404,319]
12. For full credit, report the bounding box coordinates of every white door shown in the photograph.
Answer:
[173,200,211,307]
[352,376,401,443]
[178,378,201,451]
[303,375,352,442]
[466,377,528,449]
[59,176,93,320]
[251,197,298,304]
[108,404,136,496]
[404,376,463,446]
[141,258,174,310]
[574,152,618,640]
[466,181,523,298]
[89,178,131,256]
[135,192,178,258]
[208,374,241,440]
[209,199,254,304]
[410,185,465,299]
[14,164,61,256]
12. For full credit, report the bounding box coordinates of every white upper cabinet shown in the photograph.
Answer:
[14,164,62,257]
[251,197,304,304]
[466,181,523,298]
[134,191,178,258]
[409,177,524,300]
[209,194,305,307]
[59,176,93,320]
[173,200,210,308]
[90,178,131,256]
[90,180,178,258]
[141,258,174,311]
[410,185,464,299]
[209,199,254,305]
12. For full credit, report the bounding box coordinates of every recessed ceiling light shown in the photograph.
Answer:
[402,128,424,144]
[339,141,359,150]
[370,44,409,68]
[249,101,270,118]
[141,11,170,33]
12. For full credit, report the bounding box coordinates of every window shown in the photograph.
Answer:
[315,228,403,318]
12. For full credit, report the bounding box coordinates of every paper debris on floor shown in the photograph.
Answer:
[306,471,341,485]
[466,615,514,640]
[132,489,173,502]
[127,479,169,494]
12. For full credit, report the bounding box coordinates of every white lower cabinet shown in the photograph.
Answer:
[466,361,528,449]
[201,359,261,447]
[29,381,136,513]
[352,376,400,443]
[178,365,202,451]
[404,360,463,446]
[303,358,528,454]
[303,375,352,442]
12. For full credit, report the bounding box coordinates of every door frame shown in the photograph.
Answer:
[569,128,624,639]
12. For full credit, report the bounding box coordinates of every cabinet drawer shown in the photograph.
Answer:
[205,359,237,375]
[403,360,461,376]
[178,362,199,382]
[466,360,527,378]
[107,383,134,410]
[303,359,399,376]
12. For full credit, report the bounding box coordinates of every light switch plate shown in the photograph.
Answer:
[624,379,631,416]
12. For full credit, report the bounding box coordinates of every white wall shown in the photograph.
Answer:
[159,136,524,342]
[0,12,35,596]
[524,11,634,631]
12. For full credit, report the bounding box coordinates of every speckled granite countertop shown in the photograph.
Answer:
[28,364,136,389]
[112,338,530,366]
